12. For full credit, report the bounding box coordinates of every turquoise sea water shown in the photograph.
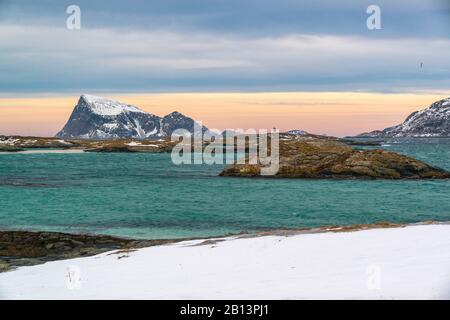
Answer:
[0,139,450,239]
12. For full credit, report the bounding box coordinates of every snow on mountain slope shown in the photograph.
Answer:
[80,95,146,116]
[357,97,450,138]
[285,129,309,136]
[56,95,209,139]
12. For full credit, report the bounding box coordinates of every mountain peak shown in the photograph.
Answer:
[80,94,103,103]
[56,96,209,139]
[78,95,146,116]
[164,111,184,118]
[356,97,450,138]
[430,97,450,109]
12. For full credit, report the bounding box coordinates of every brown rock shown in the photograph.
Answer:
[220,137,450,179]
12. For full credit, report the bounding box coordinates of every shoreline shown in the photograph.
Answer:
[1,220,448,273]
[1,222,449,299]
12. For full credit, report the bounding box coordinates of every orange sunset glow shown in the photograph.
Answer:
[0,92,448,137]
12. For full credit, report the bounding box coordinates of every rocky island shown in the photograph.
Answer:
[0,135,177,153]
[220,135,450,179]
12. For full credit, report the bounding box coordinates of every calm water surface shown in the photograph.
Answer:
[0,138,449,239]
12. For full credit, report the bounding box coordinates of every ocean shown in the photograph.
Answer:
[1,138,450,239]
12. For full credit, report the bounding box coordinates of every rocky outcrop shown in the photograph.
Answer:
[0,135,180,153]
[0,136,76,149]
[0,231,130,271]
[0,230,183,272]
[219,137,450,179]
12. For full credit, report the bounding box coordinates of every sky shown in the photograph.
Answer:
[0,0,449,136]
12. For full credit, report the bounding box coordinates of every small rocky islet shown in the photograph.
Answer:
[220,135,450,179]
[219,96,450,179]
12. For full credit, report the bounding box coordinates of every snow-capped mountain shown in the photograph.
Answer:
[285,129,309,136]
[56,95,209,139]
[357,97,450,138]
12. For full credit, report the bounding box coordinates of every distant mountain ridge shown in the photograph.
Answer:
[284,129,309,136]
[56,95,208,139]
[357,97,450,138]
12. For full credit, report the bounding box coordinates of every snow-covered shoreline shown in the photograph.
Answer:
[1,224,449,299]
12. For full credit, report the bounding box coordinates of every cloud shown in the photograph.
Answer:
[1,22,449,93]
[0,0,449,93]
[1,0,448,38]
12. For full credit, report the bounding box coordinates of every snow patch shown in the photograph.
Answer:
[81,95,146,116]
[1,224,449,299]
[0,138,18,145]
[126,142,158,147]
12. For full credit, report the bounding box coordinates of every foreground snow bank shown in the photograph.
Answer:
[1,224,449,299]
